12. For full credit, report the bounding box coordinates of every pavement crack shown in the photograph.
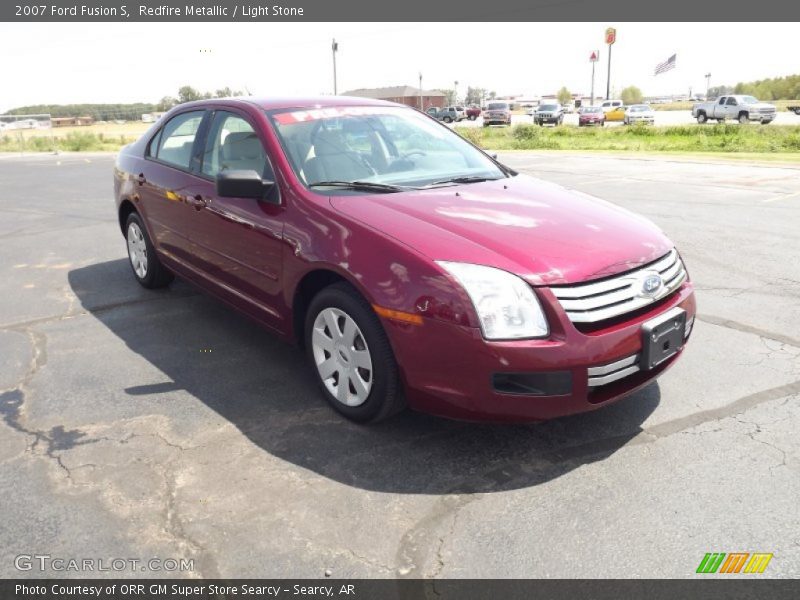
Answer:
[161,465,220,579]
[697,314,800,349]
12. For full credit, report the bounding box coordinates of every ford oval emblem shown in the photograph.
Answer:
[640,272,663,297]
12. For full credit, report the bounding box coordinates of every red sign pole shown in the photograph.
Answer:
[590,51,598,105]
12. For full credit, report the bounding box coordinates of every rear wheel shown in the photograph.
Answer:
[696,112,707,124]
[305,283,405,423]
[443,116,452,123]
[738,112,749,124]
[125,212,173,289]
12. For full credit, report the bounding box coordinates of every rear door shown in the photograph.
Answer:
[138,109,209,264]
[180,108,286,328]
[725,96,739,119]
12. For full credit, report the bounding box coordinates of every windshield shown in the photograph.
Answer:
[269,106,507,191]
[486,103,509,111]
[630,105,649,112]
[741,96,759,104]
[582,107,602,114]
[539,105,558,111]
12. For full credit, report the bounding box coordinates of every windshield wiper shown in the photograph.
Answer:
[426,176,502,187]
[308,180,412,193]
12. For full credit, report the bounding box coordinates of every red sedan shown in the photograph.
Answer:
[578,106,606,126]
[114,97,695,423]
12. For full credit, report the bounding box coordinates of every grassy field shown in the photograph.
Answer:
[0,121,150,152]
[455,123,800,156]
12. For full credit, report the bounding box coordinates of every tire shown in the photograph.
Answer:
[738,112,749,124]
[305,282,405,423]
[760,120,772,125]
[469,115,476,121]
[696,112,707,124]
[124,212,173,289]
[444,116,452,123]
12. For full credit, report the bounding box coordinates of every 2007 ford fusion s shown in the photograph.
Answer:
[114,97,696,423]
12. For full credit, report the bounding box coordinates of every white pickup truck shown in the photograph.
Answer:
[692,95,776,124]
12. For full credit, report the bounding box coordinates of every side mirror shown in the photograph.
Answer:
[216,170,275,201]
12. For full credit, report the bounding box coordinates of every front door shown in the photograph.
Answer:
[181,109,286,330]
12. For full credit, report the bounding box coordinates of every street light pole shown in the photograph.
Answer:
[419,72,423,111]
[705,73,711,99]
[331,39,338,95]
[454,80,459,105]
[606,43,612,100]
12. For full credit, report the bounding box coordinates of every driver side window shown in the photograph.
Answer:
[201,112,274,180]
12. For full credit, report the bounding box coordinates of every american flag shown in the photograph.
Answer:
[654,54,677,75]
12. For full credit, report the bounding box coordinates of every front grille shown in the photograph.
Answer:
[551,249,686,324]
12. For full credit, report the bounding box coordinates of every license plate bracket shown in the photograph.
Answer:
[641,307,686,370]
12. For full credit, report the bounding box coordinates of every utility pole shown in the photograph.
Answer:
[454,80,459,105]
[704,73,711,99]
[419,72,423,111]
[331,39,338,95]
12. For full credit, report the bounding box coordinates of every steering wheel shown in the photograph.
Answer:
[398,150,426,160]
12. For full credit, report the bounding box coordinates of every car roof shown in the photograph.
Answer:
[174,95,401,112]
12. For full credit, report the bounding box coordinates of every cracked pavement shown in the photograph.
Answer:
[0,152,798,579]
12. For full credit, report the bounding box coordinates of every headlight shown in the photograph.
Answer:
[436,262,549,340]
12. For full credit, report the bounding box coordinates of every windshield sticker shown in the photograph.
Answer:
[274,106,395,124]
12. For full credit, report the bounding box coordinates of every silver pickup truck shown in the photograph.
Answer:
[692,95,776,124]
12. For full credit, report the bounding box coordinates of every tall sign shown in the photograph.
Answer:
[604,28,616,100]
[590,51,599,106]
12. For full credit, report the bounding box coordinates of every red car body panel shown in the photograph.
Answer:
[114,96,696,422]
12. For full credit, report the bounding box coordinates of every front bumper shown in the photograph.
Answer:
[382,282,696,422]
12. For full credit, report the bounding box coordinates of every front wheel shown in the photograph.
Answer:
[469,115,477,121]
[125,212,173,289]
[305,283,405,423]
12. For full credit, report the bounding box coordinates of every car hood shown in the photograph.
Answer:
[329,175,673,286]
[748,102,774,109]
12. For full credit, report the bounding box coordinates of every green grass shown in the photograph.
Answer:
[455,123,800,155]
[0,131,137,152]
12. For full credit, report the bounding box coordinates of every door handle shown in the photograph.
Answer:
[136,173,146,186]
[186,194,207,210]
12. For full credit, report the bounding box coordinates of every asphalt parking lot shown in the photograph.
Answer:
[1,151,798,579]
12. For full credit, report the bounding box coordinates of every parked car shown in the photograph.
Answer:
[483,101,512,126]
[692,95,776,124]
[425,106,461,123]
[114,96,695,423]
[624,104,655,125]
[604,106,627,122]
[578,106,605,126]
[534,103,564,126]
[789,106,800,115]
[453,106,467,121]
[466,105,482,120]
